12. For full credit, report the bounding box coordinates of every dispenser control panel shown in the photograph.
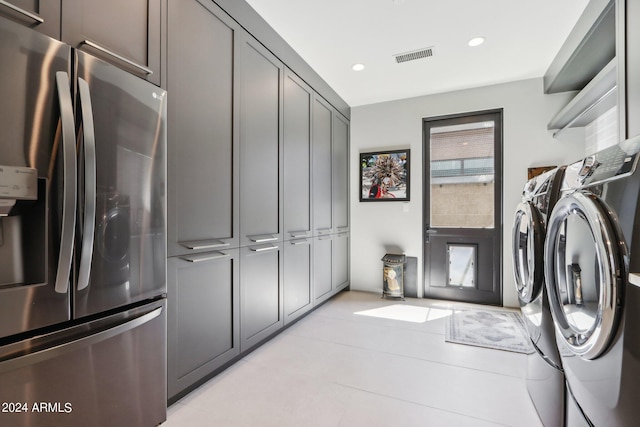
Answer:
[0,166,37,199]
[0,166,37,216]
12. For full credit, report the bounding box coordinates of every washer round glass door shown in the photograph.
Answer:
[544,191,623,360]
[512,201,544,304]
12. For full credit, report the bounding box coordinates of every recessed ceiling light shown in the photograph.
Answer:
[352,63,365,71]
[468,37,485,47]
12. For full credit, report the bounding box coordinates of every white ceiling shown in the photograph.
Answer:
[244,0,590,107]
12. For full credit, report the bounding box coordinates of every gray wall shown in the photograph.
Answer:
[350,77,584,307]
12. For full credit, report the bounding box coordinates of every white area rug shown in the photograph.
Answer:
[445,309,534,354]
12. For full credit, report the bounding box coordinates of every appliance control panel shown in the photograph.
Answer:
[563,141,640,190]
[0,166,37,216]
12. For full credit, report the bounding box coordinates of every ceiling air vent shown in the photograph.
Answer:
[394,47,434,64]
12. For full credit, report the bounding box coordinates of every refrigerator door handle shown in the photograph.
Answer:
[0,306,163,375]
[54,72,77,294]
[76,78,97,291]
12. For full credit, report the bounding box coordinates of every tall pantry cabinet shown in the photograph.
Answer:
[166,0,350,401]
[283,71,314,324]
[166,0,240,400]
[312,97,350,305]
[237,33,284,351]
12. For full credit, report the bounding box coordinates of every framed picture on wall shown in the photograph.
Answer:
[360,149,410,202]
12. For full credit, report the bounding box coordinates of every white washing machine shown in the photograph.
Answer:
[544,137,640,426]
[513,166,566,426]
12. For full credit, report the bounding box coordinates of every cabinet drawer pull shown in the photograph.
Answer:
[181,252,230,263]
[248,234,278,243]
[249,244,278,253]
[316,228,332,234]
[289,231,309,238]
[80,40,153,76]
[0,1,43,24]
[290,239,309,246]
[180,239,230,250]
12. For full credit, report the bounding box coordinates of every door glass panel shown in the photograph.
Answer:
[447,244,476,287]
[430,121,495,228]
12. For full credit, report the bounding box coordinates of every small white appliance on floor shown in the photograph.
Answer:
[512,166,566,426]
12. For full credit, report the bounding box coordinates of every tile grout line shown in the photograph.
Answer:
[280,326,526,380]
[332,382,513,427]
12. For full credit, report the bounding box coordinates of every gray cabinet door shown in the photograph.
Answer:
[240,243,283,351]
[313,235,333,304]
[333,232,349,292]
[333,113,349,232]
[0,1,60,38]
[283,69,312,240]
[284,238,313,324]
[167,249,240,400]
[312,96,333,236]
[61,0,161,85]
[238,34,284,247]
[166,0,239,257]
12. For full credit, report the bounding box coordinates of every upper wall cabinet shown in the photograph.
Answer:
[238,33,284,247]
[166,0,239,256]
[0,1,60,38]
[544,0,615,94]
[61,0,162,85]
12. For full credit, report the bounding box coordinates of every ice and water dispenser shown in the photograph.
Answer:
[0,165,46,288]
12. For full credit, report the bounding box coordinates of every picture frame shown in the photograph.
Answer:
[360,149,410,202]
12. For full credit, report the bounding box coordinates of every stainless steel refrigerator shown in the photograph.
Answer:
[0,16,167,427]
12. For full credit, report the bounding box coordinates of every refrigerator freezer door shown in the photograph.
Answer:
[74,50,167,318]
[0,299,167,427]
[0,17,72,339]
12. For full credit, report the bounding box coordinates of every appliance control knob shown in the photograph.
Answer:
[578,155,598,182]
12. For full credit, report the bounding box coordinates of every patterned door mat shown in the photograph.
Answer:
[445,309,534,354]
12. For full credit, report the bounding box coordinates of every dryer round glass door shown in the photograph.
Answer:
[544,191,623,359]
[512,201,544,303]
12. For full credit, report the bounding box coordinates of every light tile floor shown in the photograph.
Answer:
[163,290,543,427]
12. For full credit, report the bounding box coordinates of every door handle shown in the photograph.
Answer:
[290,239,309,246]
[425,228,437,243]
[80,40,153,76]
[181,252,230,263]
[76,78,97,292]
[249,244,278,253]
[248,234,278,243]
[54,72,77,294]
[571,263,583,307]
[180,239,230,250]
[289,231,310,238]
[0,0,44,24]
[0,305,162,375]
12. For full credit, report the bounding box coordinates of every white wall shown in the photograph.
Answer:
[350,77,585,307]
